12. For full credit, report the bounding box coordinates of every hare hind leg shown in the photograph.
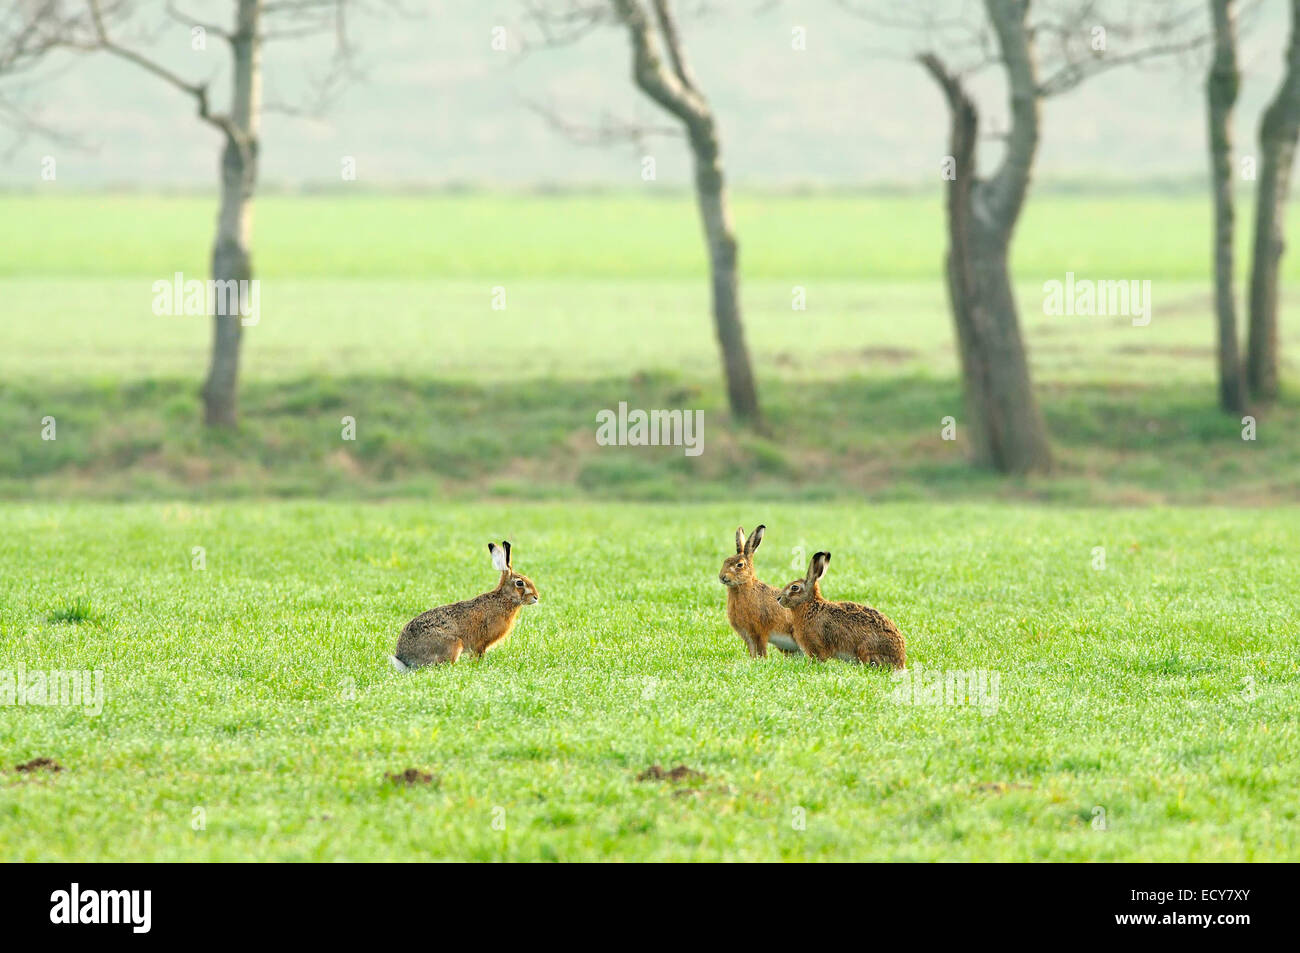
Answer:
[402,631,465,668]
[854,644,898,668]
[429,634,465,665]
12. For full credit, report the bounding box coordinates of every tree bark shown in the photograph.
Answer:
[202,0,261,428]
[1247,0,1300,403]
[689,120,761,422]
[1208,0,1246,414]
[919,0,1052,474]
[612,0,762,424]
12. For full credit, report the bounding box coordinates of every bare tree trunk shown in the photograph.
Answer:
[612,0,762,424]
[689,122,761,422]
[919,0,1051,474]
[1208,0,1246,414]
[927,55,992,460]
[202,0,261,427]
[1247,0,1300,403]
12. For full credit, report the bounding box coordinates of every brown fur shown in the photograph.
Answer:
[777,552,905,668]
[394,541,539,668]
[719,525,798,658]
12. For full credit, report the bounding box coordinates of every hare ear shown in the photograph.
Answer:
[489,543,508,572]
[735,527,746,554]
[502,540,512,568]
[744,524,765,556]
[807,551,830,582]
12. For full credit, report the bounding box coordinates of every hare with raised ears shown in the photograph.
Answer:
[390,541,539,670]
[718,525,800,658]
[777,552,905,668]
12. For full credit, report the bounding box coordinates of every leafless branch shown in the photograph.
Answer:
[1,0,94,75]
[0,85,88,158]
[164,1,232,42]
[69,0,256,156]
[1038,32,1211,96]
[525,96,682,150]
[1031,0,1212,97]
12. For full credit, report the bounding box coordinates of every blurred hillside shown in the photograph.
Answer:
[1,0,1291,190]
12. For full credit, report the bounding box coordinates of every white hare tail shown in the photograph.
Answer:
[388,654,412,673]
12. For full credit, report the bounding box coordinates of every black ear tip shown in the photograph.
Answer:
[488,542,496,552]
[755,524,766,532]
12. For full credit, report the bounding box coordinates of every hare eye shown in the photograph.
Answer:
[736,561,745,569]
[514,580,524,588]
[791,584,800,591]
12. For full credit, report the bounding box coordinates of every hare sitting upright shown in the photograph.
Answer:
[777,551,905,668]
[718,525,800,658]
[390,541,539,670]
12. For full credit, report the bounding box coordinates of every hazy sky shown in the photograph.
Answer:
[2,0,1291,188]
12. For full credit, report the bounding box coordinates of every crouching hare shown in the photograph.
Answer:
[390,541,539,670]
[777,551,905,668]
[718,525,800,658]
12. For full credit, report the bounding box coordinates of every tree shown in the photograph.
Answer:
[612,0,762,424]
[528,0,764,425]
[920,11,1052,475]
[3,1,362,427]
[849,0,1205,473]
[0,2,90,148]
[1207,0,1246,414]
[1247,0,1300,403]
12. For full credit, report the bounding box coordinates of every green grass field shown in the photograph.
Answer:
[5,193,1300,503]
[3,502,1296,861]
[4,191,1299,861]
[9,191,1300,281]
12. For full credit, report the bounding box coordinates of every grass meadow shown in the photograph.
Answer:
[3,502,1297,861]
[2,191,1298,860]
[4,192,1300,504]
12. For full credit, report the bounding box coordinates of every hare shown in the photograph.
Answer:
[777,551,905,668]
[390,541,539,670]
[718,524,800,658]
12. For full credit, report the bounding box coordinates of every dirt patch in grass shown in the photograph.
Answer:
[327,449,364,477]
[972,782,1031,795]
[1112,344,1215,359]
[386,768,436,787]
[14,758,64,774]
[637,764,706,784]
[858,347,920,364]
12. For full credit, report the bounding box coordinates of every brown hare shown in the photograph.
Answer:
[777,551,905,668]
[718,525,800,658]
[390,541,539,670]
